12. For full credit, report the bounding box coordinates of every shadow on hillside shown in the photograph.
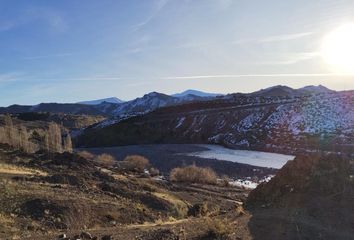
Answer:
[247,208,354,240]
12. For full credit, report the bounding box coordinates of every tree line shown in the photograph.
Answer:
[0,114,72,153]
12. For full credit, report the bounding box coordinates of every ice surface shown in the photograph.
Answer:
[184,144,295,169]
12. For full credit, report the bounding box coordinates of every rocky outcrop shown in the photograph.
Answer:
[246,154,354,239]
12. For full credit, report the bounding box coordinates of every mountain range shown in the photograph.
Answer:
[77,97,124,105]
[0,89,222,116]
[0,85,335,117]
[76,85,353,154]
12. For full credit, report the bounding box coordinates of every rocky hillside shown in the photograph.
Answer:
[0,145,250,240]
[14,112,105,130]
[77,89,354,153]
[245,153,354,239]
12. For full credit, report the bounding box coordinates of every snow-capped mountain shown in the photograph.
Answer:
[112,92,181,115]
[173,89,222,98]
[78,97,124,105]
[78,89,354,154]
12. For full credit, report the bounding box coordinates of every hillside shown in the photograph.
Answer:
[77,90,354,154]
[0,145,251,240]
[246,153,354,239]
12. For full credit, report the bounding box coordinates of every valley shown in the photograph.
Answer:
[0,85,352,240]
[1,1,354,239]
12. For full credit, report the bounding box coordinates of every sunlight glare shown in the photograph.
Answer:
[321,22,354,73]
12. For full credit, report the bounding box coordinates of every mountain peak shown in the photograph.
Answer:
[78,97,124,105]
[298,85,333,93]
[172,89,222,98]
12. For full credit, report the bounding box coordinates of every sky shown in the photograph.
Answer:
[0,0,354,106]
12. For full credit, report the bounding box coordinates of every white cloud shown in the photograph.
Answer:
[254,52,320,65]
[259,32,314,43]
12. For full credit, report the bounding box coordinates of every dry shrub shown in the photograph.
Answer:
[219,175,231,187]
[96,153,116,166]
[149,167,160,177]
[170,165,217,185]
[77,151,95,160]
[206,218,233,239]
[123,155,149,172]
[188,202,209,217]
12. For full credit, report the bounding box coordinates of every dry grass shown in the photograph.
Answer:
[206,217,234,239]
[96,153,116,166]
[0,163,47,176]
[123,155,149,172]
[0,213,14,225]
[77,150,95,160]
[153,192,189,219]
[170,165,217,185]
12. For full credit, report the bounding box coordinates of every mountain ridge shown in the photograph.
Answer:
[77,97,124,105]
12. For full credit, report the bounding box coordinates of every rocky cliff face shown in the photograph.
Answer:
[245,154,354,239]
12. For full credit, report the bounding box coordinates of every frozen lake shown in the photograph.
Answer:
[183,144,295,169]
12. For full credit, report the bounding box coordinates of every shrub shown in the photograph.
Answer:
[170,165,217,185]
[219,175,231,187]
[77,151,95,160]
[206,218,233,240]
[96,153,116,166]
[123,155,149,172]
[149,167,160,177]
[188,202,209,217]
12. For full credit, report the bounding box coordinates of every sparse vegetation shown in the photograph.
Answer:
[0,114,72,154]
[96,153,116,166]
[170,165,218,185]
[0,163,47,176]
[123,155,150,172]
[149,167,160,177]
[77,150,95,160]
[188,202,209,217]
[206,218,234,240]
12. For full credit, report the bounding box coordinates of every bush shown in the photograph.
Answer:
[123,155,149,172]
[149,167,160,177]
[219,175,231,187]
[206,218,233,240]
[188,202,209,217]
[77,151,95,160]
[96,153,116,166]
[170,165,217,185]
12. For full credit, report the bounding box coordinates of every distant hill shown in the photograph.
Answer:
[0,85,344,132]
[172,89,222,98]
[78,97,124,105]
[77,88,354,154]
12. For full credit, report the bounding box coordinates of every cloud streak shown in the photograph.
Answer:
[259,32,315,43]
[164,73,354,79]
[0,72,26,83]
[23,53,73,60]
[0,6,68,33]
[132,0,169,31]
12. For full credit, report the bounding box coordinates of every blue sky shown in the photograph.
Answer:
[0,0,354,106]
